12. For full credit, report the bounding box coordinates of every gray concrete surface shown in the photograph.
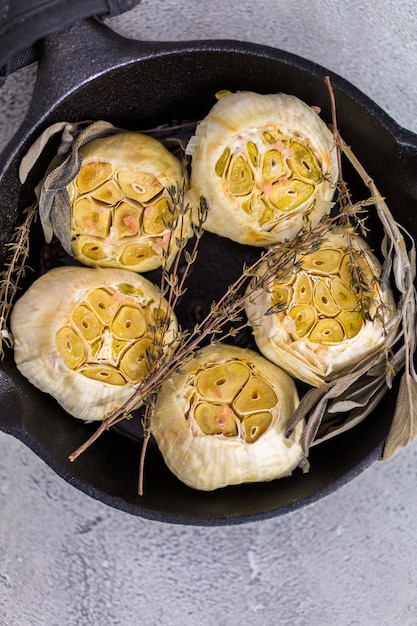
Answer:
[1,1,417,624]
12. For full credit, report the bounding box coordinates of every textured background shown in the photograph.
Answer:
[1,1,417,624]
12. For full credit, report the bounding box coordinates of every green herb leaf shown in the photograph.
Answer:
[382,372,417,459]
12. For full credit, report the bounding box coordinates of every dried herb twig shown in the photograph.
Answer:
[67,236,270,466]
[287,77,417,457]
[0,202,37,358]
[68,192,375,476]
[137,180,205,494]
[339,139,417,458]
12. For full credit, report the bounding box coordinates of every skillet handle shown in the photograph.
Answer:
[23,18,156,129]
[0,17,163,177]
[395,127,417,209]
[0,1,142,81]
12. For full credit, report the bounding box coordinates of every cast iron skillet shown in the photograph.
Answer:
[1,18,416,525]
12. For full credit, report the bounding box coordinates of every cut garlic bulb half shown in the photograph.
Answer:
[187,91,338,246]
[151,344,304,491]
[245,232,398,386]
[10,266,178,421]
[66,131,191,272]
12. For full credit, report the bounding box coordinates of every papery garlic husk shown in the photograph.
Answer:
[186,91,339,246]
[151,344,304,491]
[245,232,399,387]
[10,266,178,421]
[35,123,192,272]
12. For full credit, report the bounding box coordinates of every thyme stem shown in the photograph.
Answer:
[0,202,38,358]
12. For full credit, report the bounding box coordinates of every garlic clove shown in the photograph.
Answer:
[73,197,112,237]
[233,375,278,414]
[86,287,119,324]
[78,238,107,262]
[76,161,112,193]
[331,277,359,310]
[262,149,285,183]
[268,179,314,213]
[288,141,321,182]
[120,242,156,267]
[111,305,147,340]
[338,310,364,338]
[194,402,239,437]
[271,284,293,308]
[195,361,250,403]
[119,338,153,381]
[303,248,342,274]
[117,169,164,203]
[313,279,339,317]
[293,273,313,304]
[309,318,345,343]
[242,412,273,443]
[55,326,85,369]
[289,305,318,338]
[142,197,175,236]
[227,155,255,196]
[91,180,123,205]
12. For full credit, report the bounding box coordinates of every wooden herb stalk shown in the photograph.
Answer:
[0,202,37,359]
[339,139,417,459]
[285,78,417,458]
[330,76,417,459]
[68,185,382,493]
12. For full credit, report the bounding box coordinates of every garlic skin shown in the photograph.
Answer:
[151,344,304,491]
[245,232,398,386]
[67,132,191,272]
[187,92,338,246]
[10,266,178,421]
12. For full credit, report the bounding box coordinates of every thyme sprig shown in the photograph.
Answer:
[0,202,37,358]
[138,180,206,494]
[68,189,377,484]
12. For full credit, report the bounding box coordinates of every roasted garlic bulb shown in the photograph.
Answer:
[66,132,191,271]
[26,123,192,273]
[186,91,339,246]
[151,344,304,491]
[10,266,178,421]
[245,232,398,386]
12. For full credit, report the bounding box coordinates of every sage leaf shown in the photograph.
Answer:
[284,385,329,437]
[315,385,389,445]
[327,373,387,413]
[37,121,115,250]
[381,372,417,460]
[19,122,73,183]
[285,352,382,454]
